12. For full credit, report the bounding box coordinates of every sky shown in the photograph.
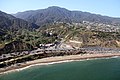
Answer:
[0,0,120,17]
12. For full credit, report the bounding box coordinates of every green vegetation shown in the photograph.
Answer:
[1,22,120,54]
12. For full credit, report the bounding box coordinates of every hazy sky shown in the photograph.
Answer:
[0,0,120,17]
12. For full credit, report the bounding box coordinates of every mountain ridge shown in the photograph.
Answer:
[13,6,120,26]
[0,11,39,31]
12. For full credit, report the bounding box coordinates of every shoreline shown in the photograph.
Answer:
[0,53,120,75]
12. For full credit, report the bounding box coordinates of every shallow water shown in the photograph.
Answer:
[0,57,120,80]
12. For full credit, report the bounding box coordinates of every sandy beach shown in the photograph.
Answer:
[0,53,120,75]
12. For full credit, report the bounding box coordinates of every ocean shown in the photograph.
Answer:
[0,57,120,80]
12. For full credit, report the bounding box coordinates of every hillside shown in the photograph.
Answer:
[0,11,39,54]
[1,21,120,54]
[38,22,120,48]
[14,6,120,26]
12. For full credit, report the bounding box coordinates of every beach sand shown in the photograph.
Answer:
[0,53,120,74]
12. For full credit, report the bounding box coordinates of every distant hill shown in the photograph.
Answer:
[14,6,120,26]
[0,11,39,32]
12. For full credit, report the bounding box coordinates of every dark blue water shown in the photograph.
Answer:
[0,57,120,80]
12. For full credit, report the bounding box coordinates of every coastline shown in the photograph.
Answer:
[0,53,120,75]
